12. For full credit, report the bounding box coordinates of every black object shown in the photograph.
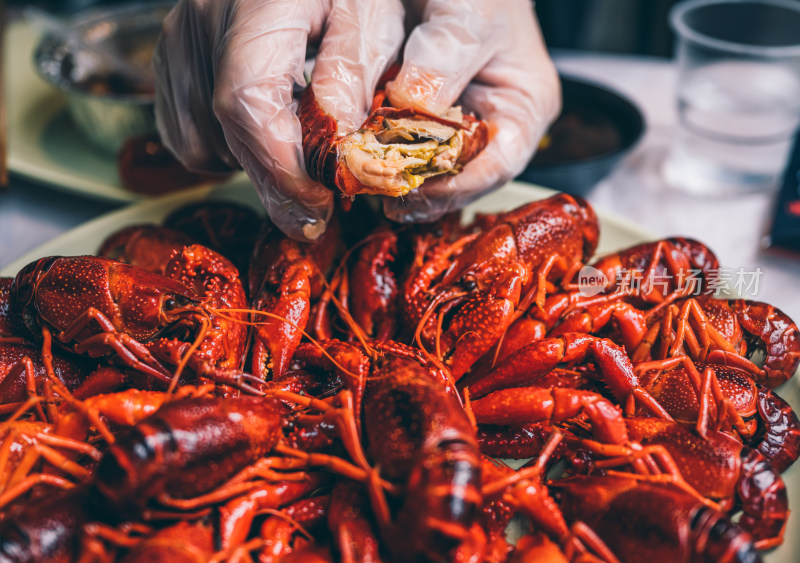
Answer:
[15,0,172,15]
[516,74,645,196]
[764,133,800,259]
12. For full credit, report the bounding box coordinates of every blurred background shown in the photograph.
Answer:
[10,0,683,57]
[536,0,679,56]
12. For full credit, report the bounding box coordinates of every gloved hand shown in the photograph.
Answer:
[382,0,560,222]
[383,0,561,225]
[154,0,559,237]
[153,0,406,240]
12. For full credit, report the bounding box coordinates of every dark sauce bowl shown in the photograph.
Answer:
[516,74,645,196]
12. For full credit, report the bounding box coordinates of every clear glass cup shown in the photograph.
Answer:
[663,0,800,196]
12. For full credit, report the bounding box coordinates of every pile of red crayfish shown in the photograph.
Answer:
[1,193,798,563]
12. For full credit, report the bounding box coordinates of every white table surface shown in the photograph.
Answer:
[556,52,800,325]
[1,50,799,324]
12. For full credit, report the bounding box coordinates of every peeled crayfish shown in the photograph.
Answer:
[299,67,489,198]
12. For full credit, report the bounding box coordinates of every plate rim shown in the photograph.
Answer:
[0,180,654,277]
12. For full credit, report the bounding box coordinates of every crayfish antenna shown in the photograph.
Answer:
[414,290,468,362]
[214,308,364,381]
[462,388,477,432]
[39,327,118,445]
[266,389,371,472]
[482,430,563,498]
[207,371,266,396]
[167,317,210,394]
[587,440,721,512]
[237,373,269,396]
[314,267,376,360]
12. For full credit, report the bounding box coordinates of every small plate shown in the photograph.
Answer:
[6,20,244,203]
[0,179,797,563]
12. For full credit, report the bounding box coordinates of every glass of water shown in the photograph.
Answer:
[663,0,800,195]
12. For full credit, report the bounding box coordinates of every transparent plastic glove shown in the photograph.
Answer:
[383,0,560,222]
[153,0,405,240]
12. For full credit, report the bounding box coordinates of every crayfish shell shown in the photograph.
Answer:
[299,84,489,198]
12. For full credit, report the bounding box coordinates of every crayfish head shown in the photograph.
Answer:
[9,256,60,338]
[154,296,209,341]
[107,263,202,342]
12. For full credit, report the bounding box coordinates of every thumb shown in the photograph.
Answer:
[385,0,507,114]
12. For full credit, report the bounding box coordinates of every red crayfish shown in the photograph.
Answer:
[8,250,256,393]
[0,193,798,563]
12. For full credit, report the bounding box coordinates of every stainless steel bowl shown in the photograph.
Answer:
[33,2,175,156]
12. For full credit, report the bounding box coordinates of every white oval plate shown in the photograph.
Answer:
[0,179,652,273]
[1,179,797,562]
